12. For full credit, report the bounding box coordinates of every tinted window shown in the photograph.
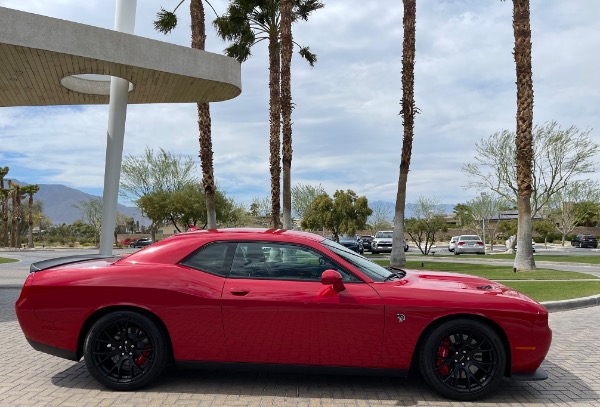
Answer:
[180,242,236,277]
[321,239,397,282]
[229,242,360,282]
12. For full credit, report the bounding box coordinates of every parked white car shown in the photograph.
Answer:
[505,236,536,252]
[448,236,459,252]
[454,235,485,255]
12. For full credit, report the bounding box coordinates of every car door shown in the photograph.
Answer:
[221,241,385,367]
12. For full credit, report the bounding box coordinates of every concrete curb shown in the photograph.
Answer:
[542,294,600,312]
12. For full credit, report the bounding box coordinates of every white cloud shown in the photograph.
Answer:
[1,0,599,210]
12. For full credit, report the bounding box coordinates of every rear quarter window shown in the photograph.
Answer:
[179,242,236,277]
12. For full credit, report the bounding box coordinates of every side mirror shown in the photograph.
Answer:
[321,269,346,293]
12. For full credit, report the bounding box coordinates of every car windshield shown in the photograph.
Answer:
[375,232,393,238]
[321,239,397,282]
[461,236,480,241]
[338,235,356,242]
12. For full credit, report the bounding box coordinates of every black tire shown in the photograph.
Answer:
[454,250,459,255]
[372,250,378,254]
[419,318,506,401]
[84,311,168,391]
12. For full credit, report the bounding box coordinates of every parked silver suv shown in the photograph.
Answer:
[371,231,408,254]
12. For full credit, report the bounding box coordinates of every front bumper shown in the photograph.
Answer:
[511,368,548,381]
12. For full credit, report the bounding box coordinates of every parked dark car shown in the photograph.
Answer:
[130,237,153,248]
[571,234,598,248]
[338,235,364,254]
[359,235,373,251]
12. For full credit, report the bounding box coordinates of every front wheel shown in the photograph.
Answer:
[84,311,168,390]
[419,319,506,401]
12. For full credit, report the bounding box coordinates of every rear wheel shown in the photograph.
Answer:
[84,311,168,390]
[419,319,506,401]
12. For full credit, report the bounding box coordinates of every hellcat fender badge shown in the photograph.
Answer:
[396,313,406,322]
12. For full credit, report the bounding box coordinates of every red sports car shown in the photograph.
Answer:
[15,228,551,401]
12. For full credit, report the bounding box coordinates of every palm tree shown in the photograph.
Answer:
[280,0,293,229]
[21,184,40,248]
[8,180,22,248]
[509,0,535,271]
[154,0,220,229]
[390,0,417,268]
[0,166,9,247]
[214,0,323,229]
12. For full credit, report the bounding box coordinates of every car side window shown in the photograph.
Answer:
[179,242,236,277]
[229,242,360,282]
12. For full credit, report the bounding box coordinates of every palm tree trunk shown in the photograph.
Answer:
[12,186,21,248]
[281,0,293,230]
[191,0,217,229]
[28,195,34,248]
[269,30,281,229]
[512,0,535,271]
[391,0,416,268]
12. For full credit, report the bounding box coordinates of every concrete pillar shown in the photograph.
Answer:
[99,0,137,255]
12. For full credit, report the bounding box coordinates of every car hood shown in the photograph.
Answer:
[374,269,545,312]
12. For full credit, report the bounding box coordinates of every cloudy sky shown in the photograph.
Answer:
[1,0,599,209]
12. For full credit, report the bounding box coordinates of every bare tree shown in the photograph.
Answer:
[291,183,326,221]
[75,198,103,247]
[547,180,600,245]
[463,122,598,218]
[369,202,393,231]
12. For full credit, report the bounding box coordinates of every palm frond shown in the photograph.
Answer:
[154,8,178,34]
[298,46,317,67]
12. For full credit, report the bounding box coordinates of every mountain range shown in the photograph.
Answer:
[5,180,454,226]
[6,179,146,226]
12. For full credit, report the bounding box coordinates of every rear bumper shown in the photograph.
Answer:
[27,338,79,361]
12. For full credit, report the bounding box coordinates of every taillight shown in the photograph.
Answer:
[477,242,484,246]
[457,242,465,246]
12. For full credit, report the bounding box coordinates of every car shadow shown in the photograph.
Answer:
[51,359,598,404]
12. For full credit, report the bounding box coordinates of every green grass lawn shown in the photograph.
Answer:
[413,251,600,265]
[499,281,600,302]
[375,260,597,280]
[0,257,17,264]
[373,259,600,302]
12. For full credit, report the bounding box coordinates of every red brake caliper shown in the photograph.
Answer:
[135,344,151,366]
[436,338,451,376]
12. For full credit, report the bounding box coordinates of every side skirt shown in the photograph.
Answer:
[174,361,409,378]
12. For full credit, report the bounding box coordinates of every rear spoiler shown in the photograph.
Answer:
[30,254,119,273]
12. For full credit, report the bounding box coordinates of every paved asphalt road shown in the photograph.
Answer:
[1,248,600,406]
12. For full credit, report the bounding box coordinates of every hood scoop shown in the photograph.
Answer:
[477,285,493,290]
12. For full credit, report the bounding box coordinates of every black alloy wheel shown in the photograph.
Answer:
[84,311,168,390]
[419,319,506,401]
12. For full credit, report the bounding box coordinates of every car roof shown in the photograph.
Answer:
[123,228,328,265]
